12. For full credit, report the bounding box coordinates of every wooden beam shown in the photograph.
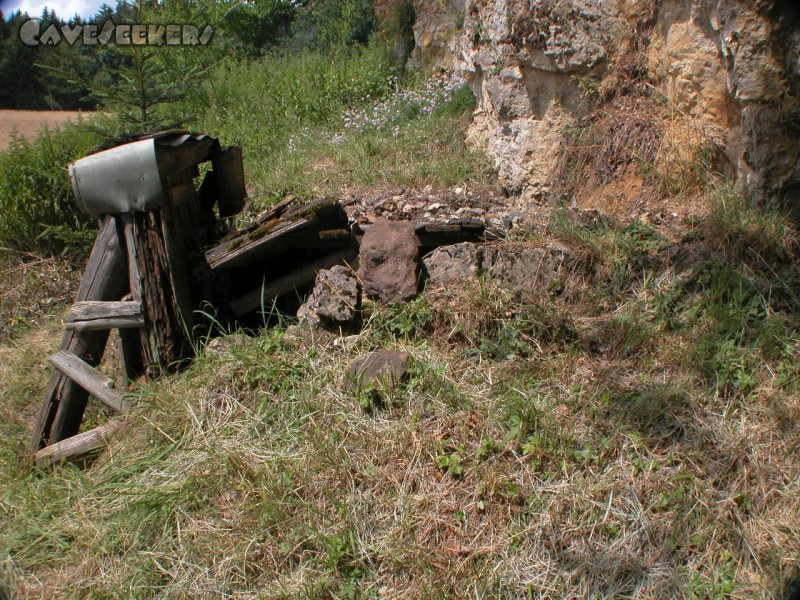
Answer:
[66,301,142,322]
[34,421,121,466]
[231,249,358,316]
[49,351,130,413]
[64,301,144,331]
[31,216,129,452]
[212,146,246,218]
[65,315,145,332]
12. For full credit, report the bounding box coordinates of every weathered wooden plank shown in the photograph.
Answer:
[121,217,143,302]
[49,351,130,413]
[418,223,462,234]
[132,210,192,372]
[255,195,295,223]
[160,188,195,341]
[34,421,121,466]
[154,135,216,180]
[31,216,129,452]
[65,315,145,332]
[119,216,146,380]
[231,249,358,317]
[206,198,348,270]
[319,228,351,240]
[205,219,315,270]
[65,301,142,323]
[281,197,341,222]
[170,182,196,207]
[460,219,485,231]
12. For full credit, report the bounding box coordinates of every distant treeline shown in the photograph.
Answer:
[0,0,378,111]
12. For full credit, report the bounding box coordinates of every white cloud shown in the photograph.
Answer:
[2,0,106,19]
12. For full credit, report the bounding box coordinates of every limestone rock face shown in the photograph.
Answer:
[401,0,799,203]
[358,219,419,304]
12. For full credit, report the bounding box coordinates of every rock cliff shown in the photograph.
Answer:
[388,0,800,207]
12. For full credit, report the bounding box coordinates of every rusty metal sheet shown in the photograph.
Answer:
[70,139,163,216]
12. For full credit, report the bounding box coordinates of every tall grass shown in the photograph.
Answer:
[199,46,485,200]
[200,45,397,172]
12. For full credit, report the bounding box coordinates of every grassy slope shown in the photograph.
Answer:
[1,188,798,598]
[1,55,799,600]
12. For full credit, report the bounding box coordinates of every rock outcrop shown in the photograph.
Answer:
[391,0,799,205]
[422,242,481,285]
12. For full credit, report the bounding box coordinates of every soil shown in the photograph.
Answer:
[0,110,91,150]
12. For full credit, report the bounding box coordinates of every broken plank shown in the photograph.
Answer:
[205,219,314,270]
[65,301,142,323]
[256,195,295,223]
[319,228,350,240]
[231,249,358,316]
[417,223,462,234]
[212,146,247,218]
[49,351,130,413]
[34,421,121,466]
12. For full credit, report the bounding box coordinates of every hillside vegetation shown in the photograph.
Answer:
[1,0,799,598]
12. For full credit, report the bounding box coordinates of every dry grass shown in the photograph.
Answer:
[0,252,83,342]
[0,111,91,151]
[1,187,798,598]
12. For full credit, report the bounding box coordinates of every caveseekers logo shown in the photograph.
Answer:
[20,19,213,46]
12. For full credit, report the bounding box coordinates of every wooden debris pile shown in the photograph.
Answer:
[31,132,244,465]
[31,134,501,466]
[205,195,491,319]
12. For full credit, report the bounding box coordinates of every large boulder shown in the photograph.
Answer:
[358,219,419,304]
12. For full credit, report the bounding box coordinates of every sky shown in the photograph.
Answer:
[0,0,108,19]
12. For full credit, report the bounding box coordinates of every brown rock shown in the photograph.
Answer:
[358,219,419,304]
[345,349,410,394]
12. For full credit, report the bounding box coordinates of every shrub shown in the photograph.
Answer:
[0,125,100,255]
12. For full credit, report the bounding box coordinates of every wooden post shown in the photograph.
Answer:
[212,146,246,218]
[30,216,128,452]
[129,209,194,373]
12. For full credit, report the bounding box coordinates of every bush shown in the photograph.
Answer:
[0,125,100,255]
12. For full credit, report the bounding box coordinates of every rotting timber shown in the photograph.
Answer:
[30,131,235,464]
[30,131,489,466]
